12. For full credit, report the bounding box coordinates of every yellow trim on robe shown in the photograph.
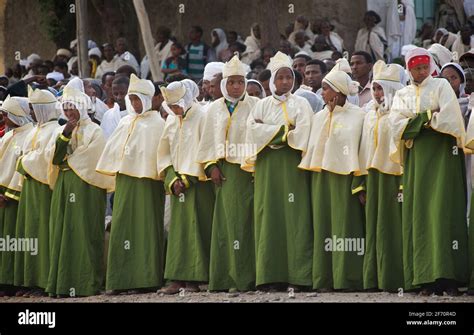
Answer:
[204,161,218,171]
[4,191,20,201]
[168,176,180,193]
[181,175,190,189]
[351,185,366,195]
[59,134,71,142]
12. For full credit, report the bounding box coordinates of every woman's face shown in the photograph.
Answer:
[226,75,246,99]
[410,63,430,84]
[441,67,462,95]
[372,82,384,105]
[129,94,143,114]
[62,102,80,121]
[246,82,263,98]
[321,82,338,104]
[274,68,294,95]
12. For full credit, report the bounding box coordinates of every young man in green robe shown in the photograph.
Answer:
[197,56,259,292]
[389,48,468,296]
[158,80,215,295]
[244,52,313,292]
[13,88,61,297]
[96,74,166,295]
[357,61,406,292]
[46,85,113,298]
[299,68,366,291]
[0,96,34,296]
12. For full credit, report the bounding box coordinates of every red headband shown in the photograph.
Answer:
[408,55,430,70]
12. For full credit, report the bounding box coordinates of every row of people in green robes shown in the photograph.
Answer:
[0,49,473,298]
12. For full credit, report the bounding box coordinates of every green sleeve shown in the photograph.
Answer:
[351,175,366,195]
[164,166,180,194]
[52,134,71,166]
[269,125,288,146]
[402,112,430,140]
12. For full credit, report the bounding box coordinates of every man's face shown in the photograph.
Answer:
[103,45,115,61]
[115,38,127,55]
[410,63,430,84]
[304,64,323,91]
[293,57,307,77]
[274,68,294,95]
[112,83,128,110]
[84,81,96,98]
[102,74,115,98]
[350,55,372,80]
[209,77,223,100]
[226,75,245,99]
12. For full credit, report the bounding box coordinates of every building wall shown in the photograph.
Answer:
[0,0,367,71]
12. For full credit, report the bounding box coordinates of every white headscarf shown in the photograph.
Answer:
[247,79,266,98]
[62,89,92,121]
[269,67,295,102]
[371,77,406,113]
[32,103,61,124]
[203,62,224,82]
[212,28,229,57]
[126,92,152,115]
[161,81,188,116]
[182,79,200,103]
[220,76,247,104]
[322,69,360,97]
[3,97,33,127]
[441,62,466,96]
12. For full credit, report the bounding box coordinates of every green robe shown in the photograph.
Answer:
[46,136,106,297]
[106,173,165,291]
[0,187,19,286]
[13,163,52,289]
[207,160,255,291]
[254,127,313,287]
[164,169,215,282]
[311,171,365,290]
[363,170,404,291]
[402,113,469,289]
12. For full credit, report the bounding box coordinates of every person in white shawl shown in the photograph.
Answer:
[357,61,406,292]
[386,0,417,60]
[244,51,313,291]
[96,74,166,295]
[211,28,229,62]
[13,88,61,297]
[241,23,262,65]
[45,86,113,298]
[157,80,215,295]
[298,68,366,291]
[0,96,34,296]
[196,56,259,292]
[389,47,468,296]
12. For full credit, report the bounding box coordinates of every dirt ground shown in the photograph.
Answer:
[1,290,474,303]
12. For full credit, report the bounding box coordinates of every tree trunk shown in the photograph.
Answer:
[133,0,160,81]
[76,0,90,78]
[257,0,280,51]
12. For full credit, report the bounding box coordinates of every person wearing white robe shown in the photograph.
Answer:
[355,11,387,61]
[241,24,262,65]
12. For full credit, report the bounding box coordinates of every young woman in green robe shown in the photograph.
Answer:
[389,48,468,296]
[157,80,215,295]
[299,69,366,292]
[244,52,313,292]
[13,89,61,297]
[357,61,406,292]
[46,87,113,298]
[196,57,259,292]
[96,74,166,295]
[0,97,34,296]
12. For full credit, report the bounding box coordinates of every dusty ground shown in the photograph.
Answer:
[1,290,474,303]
